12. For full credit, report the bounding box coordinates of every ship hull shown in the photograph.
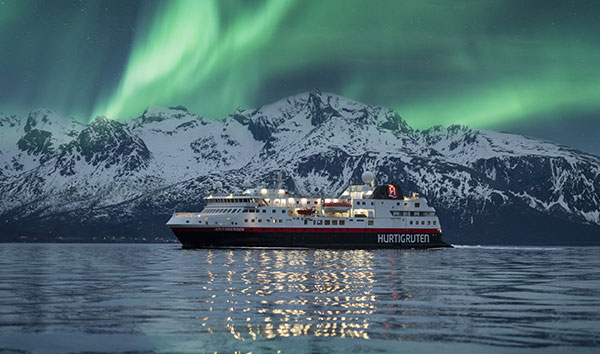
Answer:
[169,227,452,249]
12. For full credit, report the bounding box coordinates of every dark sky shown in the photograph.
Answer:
[0,0,599,155]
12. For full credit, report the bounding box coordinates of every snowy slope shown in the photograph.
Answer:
[1,91,599,244]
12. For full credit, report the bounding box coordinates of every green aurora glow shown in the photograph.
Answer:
[1,0,599,151]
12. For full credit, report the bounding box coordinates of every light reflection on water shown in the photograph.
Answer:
[0,244,599,353]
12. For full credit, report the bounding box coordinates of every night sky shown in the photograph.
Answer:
[1,0,599,155]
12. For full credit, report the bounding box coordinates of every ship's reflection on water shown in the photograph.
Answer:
[196,249,378,341]
[2,244,599,352]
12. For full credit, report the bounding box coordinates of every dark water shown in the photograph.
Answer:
[0,244,599,353]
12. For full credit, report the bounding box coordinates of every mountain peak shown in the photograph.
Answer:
[25,108,76,133]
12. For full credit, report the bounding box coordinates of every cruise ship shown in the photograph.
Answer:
[166,172,452,249]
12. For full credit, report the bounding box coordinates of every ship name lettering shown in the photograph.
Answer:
[377,233,430,243]
[215,227,244,232]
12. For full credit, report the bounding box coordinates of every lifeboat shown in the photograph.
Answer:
[322,201,352,213]
[296,208,316,216]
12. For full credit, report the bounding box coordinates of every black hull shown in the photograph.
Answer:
[170,228,452,249]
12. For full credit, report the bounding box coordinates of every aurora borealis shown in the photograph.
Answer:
[1,0,599,154]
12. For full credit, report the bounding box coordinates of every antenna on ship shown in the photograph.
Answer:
[362,170,375,188]
[213,181,223,192]
[276,170,283,190]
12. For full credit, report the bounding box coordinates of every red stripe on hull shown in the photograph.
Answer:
[169,226,440,234]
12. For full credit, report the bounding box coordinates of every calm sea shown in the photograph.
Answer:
[0,244,599,353]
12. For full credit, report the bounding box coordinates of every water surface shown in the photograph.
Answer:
[0,244,599,353]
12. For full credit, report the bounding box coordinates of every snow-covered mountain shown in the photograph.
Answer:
[1,91,599,245]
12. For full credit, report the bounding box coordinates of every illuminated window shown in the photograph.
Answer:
[324,220,330,225]
[368,220,374,225]
[317,220,323,225]
[332,220,338,225]
[340,220,345,225]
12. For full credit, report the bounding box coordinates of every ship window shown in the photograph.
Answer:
[282,210,286,213]
[272,209,276,213]
[415,203,420,208]
[368,220,374,226]
[244,219,248,222]
[304,220,308,225]
[324,220,330,225]
[186,220,189,223]
[433,221,437,225]
[410,211,415,216]
[422,221,425,225]
[262,209,266,213]
[340,220,345,225]
[314,201,318,205]
[258,219,262,223]
[427,221,431,225]
[397,202,400,206]
[317,220,322,225]
[332,220,338,225]
[205,221,208,225]
[371,202,374,205]
[404,202,408,206]
[279,219,282,223]
[251,219,255,222]
[409,220,413,225]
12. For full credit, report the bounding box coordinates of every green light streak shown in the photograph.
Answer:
[95,0,294,119]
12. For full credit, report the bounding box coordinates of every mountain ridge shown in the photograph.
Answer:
[1,91,599,245]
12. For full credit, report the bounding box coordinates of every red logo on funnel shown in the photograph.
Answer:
[387,185,398,199]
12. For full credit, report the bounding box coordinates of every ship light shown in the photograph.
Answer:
[325,198,331,203]
[301,198,308,204]
[366,190,373,195]
[288,198,295,203]
[226,217,231,220]
[260,188,268,195]
[333,198,339,203]
[278,189,285,194]
[342,191,349,196]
